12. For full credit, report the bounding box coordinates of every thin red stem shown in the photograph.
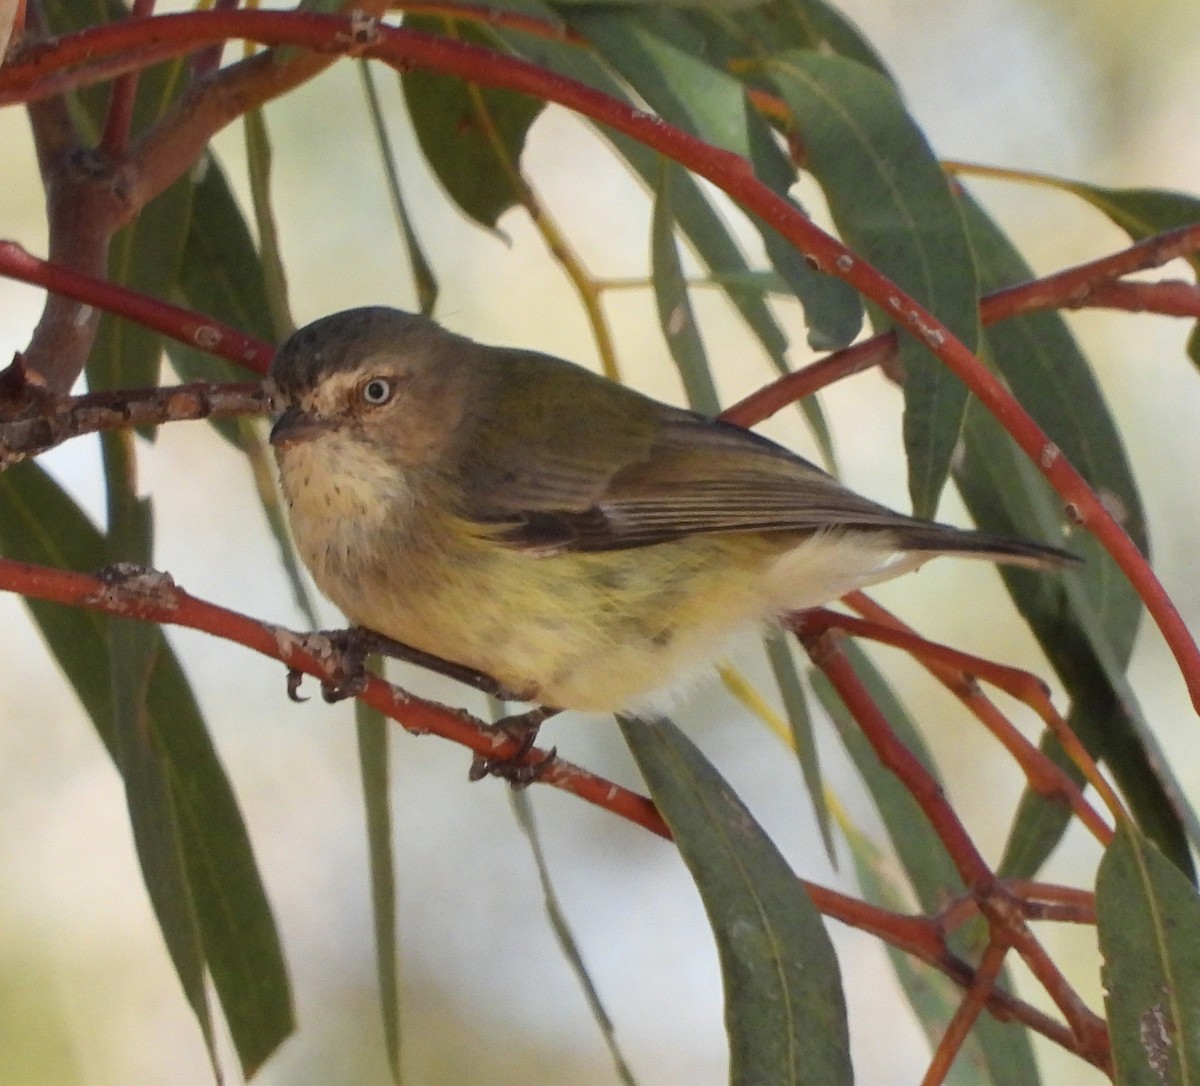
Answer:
[0,241,273,372]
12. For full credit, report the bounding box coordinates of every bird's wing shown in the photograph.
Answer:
[457,379,929,552]
[451,349,1074,566]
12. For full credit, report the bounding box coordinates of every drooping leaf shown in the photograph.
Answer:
[767,50,980,517]
[487,0,798,385]
[90,171,194,400]
[0,461,295,1074]
[684,0,889,82]
[170,150,319,627]
[401,16,544,232]
[651,162,720,416]
[763,631,835,864]
[358,60,439,314]
[619,714,852,1086]
[244,107,294,337]
[1097,822,1200,1086]
[511,789,640,1086]
[102,429,218,1069]
[356,675,401,1084]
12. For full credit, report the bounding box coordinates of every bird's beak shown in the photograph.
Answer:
[269,404,334,447]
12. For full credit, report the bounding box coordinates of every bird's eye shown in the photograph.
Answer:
[361,377,394,406]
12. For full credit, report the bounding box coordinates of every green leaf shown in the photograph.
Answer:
[245,108,294,337]
[651,162,720,415]
[102,430,219,1068]
[151,643,295,1076]
[1098,822,1200,1086]
[112,609,216,1069]
[169,161,269,431]
[570,8,751,157]
[0,462,115,734]
[743,99,861,359]
[763,632,835,865]
[619,714,852,1086]
[401,16,544,232]
[90,172,194,397]
[169,150,319,627]
[175,150,277,349]
[0,461,295,1074]
[356,678,401,1084]
[766,50,980,517]
[510,789,640,1086]
[684,0,890,80]
[963,409,1197,873]
[359,60,439,314]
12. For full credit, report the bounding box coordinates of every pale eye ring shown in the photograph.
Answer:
[361,377,394,406]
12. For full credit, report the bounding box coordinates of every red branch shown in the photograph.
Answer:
[0,240,274,372]
[0,554,669,836]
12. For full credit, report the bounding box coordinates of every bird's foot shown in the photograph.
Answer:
[287,627,376,703]
[469,707,560,787]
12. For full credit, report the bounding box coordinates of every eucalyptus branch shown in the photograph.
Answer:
[0,240,273,375]
[0,379,271,465]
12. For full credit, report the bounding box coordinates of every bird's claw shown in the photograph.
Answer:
[467,707,559,787]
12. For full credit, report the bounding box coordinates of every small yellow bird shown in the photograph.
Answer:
[269,307,1073,713]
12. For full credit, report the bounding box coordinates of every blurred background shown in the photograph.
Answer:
[1,0,1199,1082]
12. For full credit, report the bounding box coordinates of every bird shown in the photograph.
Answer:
[268,306,1074,714]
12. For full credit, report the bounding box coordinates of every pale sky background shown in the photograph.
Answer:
[1,0,1199,1083]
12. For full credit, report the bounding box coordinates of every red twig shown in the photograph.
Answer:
[842,593,1114,846]
[982,222,1200,322]
[99,0,158,154]
[0,241,273,372]
[922,937,1008,1086]
[806,604,1125,824]
[792,614,995,888]
[0,554,670,836]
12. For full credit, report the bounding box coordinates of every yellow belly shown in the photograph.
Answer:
[277,441,909,711]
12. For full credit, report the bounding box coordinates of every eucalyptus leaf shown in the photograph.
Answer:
[0,461,294,1074]
[401,16,544,232]
[511,790,639,1086]
[359,60,439,314]
[1098,822,1200,1086]
[357,677,400,1084]
[566,5,862,354]
[953,192,1196,875]
[619,714,852,1086]
[767,50,980,517]
[763,632,835,864]
[652,163,721,415]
